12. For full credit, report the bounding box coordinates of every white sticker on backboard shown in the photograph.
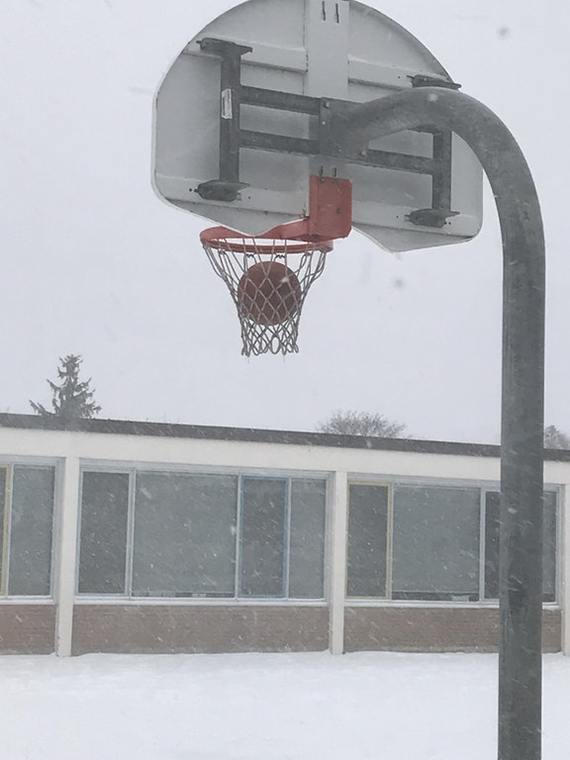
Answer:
[221,89,233,120]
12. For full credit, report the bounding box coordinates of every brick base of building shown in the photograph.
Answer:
[72,605,330,655]
[0,605,56,654]
[344,606,561,652]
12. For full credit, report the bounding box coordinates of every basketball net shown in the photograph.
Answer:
[199,177,352,356]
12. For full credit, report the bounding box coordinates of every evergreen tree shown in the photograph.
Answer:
[317,410,407,438]
[30,355,101,421]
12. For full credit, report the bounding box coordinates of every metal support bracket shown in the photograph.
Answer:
[196,38,253,202]
[195,38,461,226]
[408,75,461,226]
[406,208,460,228]
[195,179,249,203]
[409,74,462,90]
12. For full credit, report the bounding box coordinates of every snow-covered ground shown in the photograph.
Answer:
[1,652,568,759]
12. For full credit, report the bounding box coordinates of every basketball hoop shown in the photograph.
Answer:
[201,226,332,356]
[200,177,352,356]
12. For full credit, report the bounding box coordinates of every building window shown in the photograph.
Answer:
[347,484,388,598]
[347,481,559,604]
[0,465,55,597]
[0,468,6,588]
[392,486,480,602]
[78,471,130,595]
[239,477,287,597]
[133,472,238,598]
[289,479,327,599]
[77,470,327,601]
[484,490,557,602]
[237,477,327,599]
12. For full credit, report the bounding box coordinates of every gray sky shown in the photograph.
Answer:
[1,0,568,443]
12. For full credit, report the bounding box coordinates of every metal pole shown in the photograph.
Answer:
[331,87,545,760]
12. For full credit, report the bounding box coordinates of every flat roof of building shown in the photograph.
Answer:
[2,413,569,462]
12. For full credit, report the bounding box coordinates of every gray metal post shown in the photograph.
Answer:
[330,87,545,760]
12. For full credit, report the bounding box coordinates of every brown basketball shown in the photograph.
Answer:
[237,261,302,326]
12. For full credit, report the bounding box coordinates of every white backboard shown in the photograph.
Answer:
[153,0,483,252]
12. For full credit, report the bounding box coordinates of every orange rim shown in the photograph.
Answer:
[200,225,334,254]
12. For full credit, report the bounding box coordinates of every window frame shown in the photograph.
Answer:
[76,465,329,604]
[391,483,482,602]
[289,477,329,600]
[0,460,57,601]
[0,465,11,596]
[346,480,392,600]
[481,485,561,605]
[131,470,240,599]
[76,467,133,597]
[237,474,290,599]
[346,476,561,607]
[74,465,560,608]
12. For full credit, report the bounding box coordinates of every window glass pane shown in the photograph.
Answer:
[347,484,388,598]
[289,479,326,599]
[9,466,55,596]
[239,478,287,598]
[484,491,500,599]
[0,468,6,583]
[393,486,480,601]
[484,490,558,602]
[78,471,129,594]
[543,492,557,601]
[133,473,237,597]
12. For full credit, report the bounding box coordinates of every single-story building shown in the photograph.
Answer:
[0,413,568,656]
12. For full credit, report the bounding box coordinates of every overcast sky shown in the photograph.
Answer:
[1,0,568,443]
